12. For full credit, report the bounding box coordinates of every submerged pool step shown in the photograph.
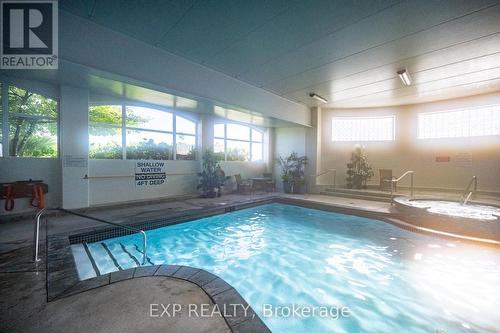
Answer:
[83,241,148,276]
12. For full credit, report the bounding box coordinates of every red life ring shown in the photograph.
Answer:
[30,184,46,209]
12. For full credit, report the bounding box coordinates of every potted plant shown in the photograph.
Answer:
[276,152,307,194]
[198,150,230,197]
[346,145,374,189]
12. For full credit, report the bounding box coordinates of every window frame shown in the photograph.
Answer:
[88,101,198,161]
[213,121,264,161]
[331,115,395,142]
[417,105,500,140]
[1,80,60,158]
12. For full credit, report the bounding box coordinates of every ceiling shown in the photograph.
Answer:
[61,0,500,109]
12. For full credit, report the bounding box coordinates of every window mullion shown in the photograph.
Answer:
[121,104,126,160]
[224,123,227,161]
[173,115,177,160]
[249,128,253,162]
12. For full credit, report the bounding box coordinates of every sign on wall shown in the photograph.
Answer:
[135,161,166,187]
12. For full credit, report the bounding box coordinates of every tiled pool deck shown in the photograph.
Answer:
[1,192,498,332]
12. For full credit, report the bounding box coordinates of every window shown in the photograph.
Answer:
[89,105,122,159]
[89,104,197,160]
[175,115,196,160]
[418,105,500,139]
[126,106,173,160]
[332,116,395,142]
[7,85,58,157]
[213,122,264,161]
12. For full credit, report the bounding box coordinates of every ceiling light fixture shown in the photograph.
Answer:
[397,69,411,86]
[309,93,328,104]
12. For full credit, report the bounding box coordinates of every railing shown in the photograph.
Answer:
[312,169,336,189]
[384,170,415,204]
[461,176,477,205]
[33,208,147,265]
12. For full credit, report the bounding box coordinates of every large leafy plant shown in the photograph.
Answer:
[346,145,374,189]
[197,150,230,197]
[276,152,307,193]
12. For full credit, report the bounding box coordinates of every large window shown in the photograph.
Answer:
[418,105,500,139]
[89,104,197,160]
[0,85,58,157]
[332,116,395,142]
[213,122,263,161]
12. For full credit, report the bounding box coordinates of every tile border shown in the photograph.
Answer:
[45,195,500,333]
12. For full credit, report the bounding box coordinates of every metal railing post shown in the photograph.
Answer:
[33,208,148,265]
[33,208,46,262]
[390,178,394,204]
[410,173,414,197]
[140,230,147,265]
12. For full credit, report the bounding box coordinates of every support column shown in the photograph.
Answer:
[60,86,89,209]
[305,106,322,194]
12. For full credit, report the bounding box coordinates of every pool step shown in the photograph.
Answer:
[320,188,394,202]
[81,241,151,278]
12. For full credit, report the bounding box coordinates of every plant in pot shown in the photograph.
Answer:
[290,154,307,194]
[277,154,294,193]
[346,145,374,189]
[198,150,230,198]
[277,152,307,194]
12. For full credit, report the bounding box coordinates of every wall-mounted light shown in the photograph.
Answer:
[309,93,328,104]
[397,69,411,86]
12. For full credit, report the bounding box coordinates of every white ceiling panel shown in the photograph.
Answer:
[285,33,500,102]
[156,0,294,63]
[61,0,500,109]
[245,0,499,88]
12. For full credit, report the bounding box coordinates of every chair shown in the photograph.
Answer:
[234,174,251,194]
[379,169,395,192]
[263,173,276,192]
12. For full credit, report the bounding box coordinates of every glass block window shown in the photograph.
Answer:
[418,105,500,139]
[332,116,395,142]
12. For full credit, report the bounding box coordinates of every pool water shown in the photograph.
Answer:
[73,203,500,333]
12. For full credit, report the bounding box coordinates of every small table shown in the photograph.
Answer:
[250,177,272,193]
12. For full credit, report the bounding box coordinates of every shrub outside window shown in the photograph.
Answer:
[7,85,58,157]
[89,104,197,160]
[213,122,264,161]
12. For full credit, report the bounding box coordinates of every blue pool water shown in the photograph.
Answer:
[74,203,500,333]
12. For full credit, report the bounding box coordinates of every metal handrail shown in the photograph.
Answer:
[384,170,415,204]
[34,208,147,265]
[312,169,336,188]
[461,176,477,205]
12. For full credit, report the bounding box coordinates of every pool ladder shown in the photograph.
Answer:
[33,208,147,265]
[385,170,415,204]
[461,176,477,205]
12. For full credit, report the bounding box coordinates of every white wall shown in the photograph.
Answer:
[321,92,500,193]
[88,160,199,205]
[273,127,307,190]
[0,158,61,215]
[60,86,89,209]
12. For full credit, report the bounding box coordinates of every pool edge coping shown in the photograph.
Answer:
[45,195,500,333]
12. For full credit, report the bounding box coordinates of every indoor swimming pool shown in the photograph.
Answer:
[72,203,500,333]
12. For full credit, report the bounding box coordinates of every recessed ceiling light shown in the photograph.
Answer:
[309,93,328,103]
[397,69,411,86]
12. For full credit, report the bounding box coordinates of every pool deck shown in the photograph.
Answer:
[0,192,497,332]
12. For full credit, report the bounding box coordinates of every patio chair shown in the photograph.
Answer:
[379,169,395,192]
[234,174,252,194]
[263,172,276,192]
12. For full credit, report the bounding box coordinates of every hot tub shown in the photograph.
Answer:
[394,196,500,241]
